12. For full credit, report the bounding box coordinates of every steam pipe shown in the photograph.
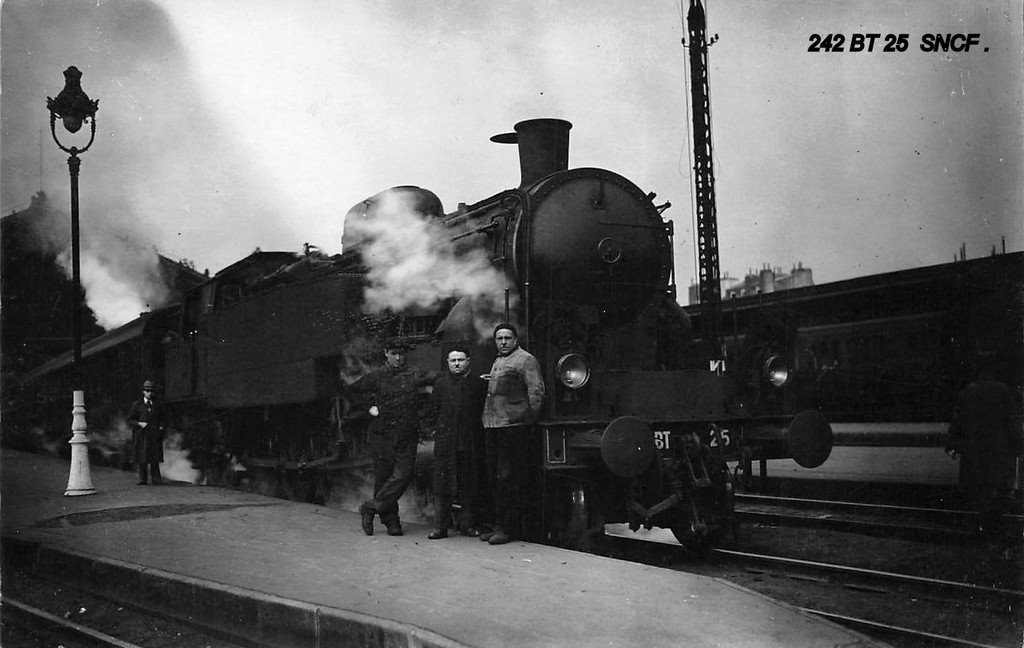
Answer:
[450,221,499,242]
[442,189,521,225]
[520,188,533,349]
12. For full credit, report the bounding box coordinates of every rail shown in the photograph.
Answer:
[1,596,143,648]
[734,494,1024,545]
[801,608,1010,648]
[712,548,1024,608]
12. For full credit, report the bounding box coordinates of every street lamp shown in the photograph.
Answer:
[47,66,98,377]
[47,65,99,497]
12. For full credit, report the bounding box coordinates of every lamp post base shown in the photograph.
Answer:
[64,390,96,497]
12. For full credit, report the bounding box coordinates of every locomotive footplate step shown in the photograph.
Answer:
[1,450,888,648]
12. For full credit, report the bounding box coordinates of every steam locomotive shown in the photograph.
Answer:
[16,119,833,550]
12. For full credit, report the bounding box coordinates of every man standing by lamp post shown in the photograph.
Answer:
[46,65,99,497]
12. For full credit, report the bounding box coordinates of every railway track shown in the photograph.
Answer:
[799,608,1012,648]
[603,522,1023,648]
[735,494,1024,545]
[2,596,144,648]
[0,554,249,648]
[712,547,1023,610]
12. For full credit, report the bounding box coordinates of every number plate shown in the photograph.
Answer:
[653,428,733,451]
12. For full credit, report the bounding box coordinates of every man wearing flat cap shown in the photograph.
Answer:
[347,340,436,536]
[128,380,165,485]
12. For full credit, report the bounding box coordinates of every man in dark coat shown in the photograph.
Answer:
[128,380,165,485]
[429,344,488,539]
[946,352,1022,537]
[348,341,435,536]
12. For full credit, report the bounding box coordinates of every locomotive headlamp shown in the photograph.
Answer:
[762,354,790,388]
[556,353,591,389]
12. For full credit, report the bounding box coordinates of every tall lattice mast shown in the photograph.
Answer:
[686,0,722,356]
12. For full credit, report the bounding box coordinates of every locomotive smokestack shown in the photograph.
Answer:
[491,118,572,187]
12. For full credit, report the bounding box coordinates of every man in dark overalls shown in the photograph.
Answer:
[429,344,488,539]
[349,340,435,536]
[128,380,165,485]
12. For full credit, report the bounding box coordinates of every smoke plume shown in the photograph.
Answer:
[323,445,436,524]
[160,429,201,484]
[24,194,171,329]
[88,414,133,461]
[345,189,510,337]
[2,0,294,330]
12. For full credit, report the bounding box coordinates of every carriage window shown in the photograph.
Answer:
[181,291,202,335]
[403,314,445,338]
[201,283,217,314]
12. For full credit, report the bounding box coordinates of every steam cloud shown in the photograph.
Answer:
[346,189,511,339]
[24,194,171,329]
[2,0,294,331]
[323,444,436,524]
[160,429,201,484]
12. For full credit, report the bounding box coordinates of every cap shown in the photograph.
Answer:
[142,380,156,390]
[493,323,518,338]
[383,337,412,352]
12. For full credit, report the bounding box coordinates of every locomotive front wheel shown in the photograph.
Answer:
[542,477,603,550]
[668,516,717,557]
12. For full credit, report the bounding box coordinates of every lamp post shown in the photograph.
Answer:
[47,65,99,497]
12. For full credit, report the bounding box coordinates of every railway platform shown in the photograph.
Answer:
[0,449,888,648]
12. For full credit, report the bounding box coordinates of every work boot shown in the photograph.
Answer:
[359,504,375,536]
[479,530,495,542]
[459,526,481,537]
[386,525,404,536]
[428,529,449,540]
[488,531,512,545]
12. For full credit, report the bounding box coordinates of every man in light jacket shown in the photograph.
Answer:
[480,324,545,545]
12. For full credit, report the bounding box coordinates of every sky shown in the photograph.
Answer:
[2,0,1022,329]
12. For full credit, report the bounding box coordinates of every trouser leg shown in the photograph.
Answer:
[373,441,416,528]
[434,496,452,530]
[487,427,520,534]
[485,429,500,529]
[150,463,163,483]
[455,450,474,528]
[138,463,148,483]
[363,444,395,516]
[471,432,493,528]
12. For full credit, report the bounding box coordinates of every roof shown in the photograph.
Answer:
[19,306,177,384]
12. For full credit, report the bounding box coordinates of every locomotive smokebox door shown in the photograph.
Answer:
[601,416,656,478]
[787,410,833,468]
